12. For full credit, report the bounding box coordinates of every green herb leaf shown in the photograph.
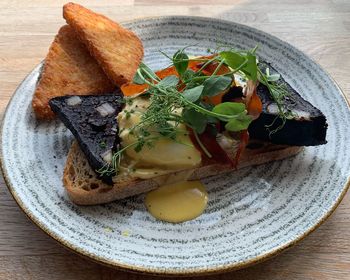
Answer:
[265,68,280,82]
[183,108,207,134]
[245,53,258,82]
[182,69,196,81]
[206,123,218,136]
[220,51,257,82]
[202,76,232,97]
[158,75,179,88]
[140,127,151,137]
[212,102,246,116]
[99,141,106,148]
[219,51,246,70]
[225,113,253,132]
[134,138,145,153]
[133,71,145,84]
[173,50,189,77]
[183,85,204,102]
[133,62,159,84]
[267,73,280,82]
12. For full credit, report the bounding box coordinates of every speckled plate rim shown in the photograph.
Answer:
[1,16,349,277]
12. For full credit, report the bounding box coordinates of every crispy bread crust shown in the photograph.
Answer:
[63,2,144,86]
[63,141,303,205]
[32,25,114,119]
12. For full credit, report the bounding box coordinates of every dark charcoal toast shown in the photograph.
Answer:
[250,63,327,146]
[49,92,123,184]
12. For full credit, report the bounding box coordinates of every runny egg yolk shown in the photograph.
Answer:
[145,180,208,223]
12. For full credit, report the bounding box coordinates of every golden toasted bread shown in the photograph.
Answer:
[63,2,144,86]
[63,141,302,205]
[32,25,115,119]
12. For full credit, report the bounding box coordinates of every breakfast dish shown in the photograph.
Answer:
[48,55,326,208]
[1,3,349,275]
[40,4,328,223]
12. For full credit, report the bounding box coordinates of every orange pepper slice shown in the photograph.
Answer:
[121,66,181,97]
[121,83,148,97]
[121,56,231,102]
[156,66,179,79]
[247,90,263,119]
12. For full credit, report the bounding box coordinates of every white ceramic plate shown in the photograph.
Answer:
[1,16,350,276]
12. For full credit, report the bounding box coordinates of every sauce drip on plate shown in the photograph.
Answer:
[145,181,208,223]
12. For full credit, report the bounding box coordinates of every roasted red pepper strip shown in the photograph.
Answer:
[121,83,148,96]
[245,80,263,120]
[232,82,261,166]
[189,128,233,166]
[233,130,250,168]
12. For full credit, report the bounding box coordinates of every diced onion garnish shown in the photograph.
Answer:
[267,103,279,114]
[66,96,82,106]
[267,104,311,120]
[293,109,311,120]
[96,103,116,117]
[100,149,112,164]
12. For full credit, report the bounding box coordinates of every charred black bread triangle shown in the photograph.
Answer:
[251,63,327,145]
[49,93,124,184]
[223,63,328,146]
[50,65,327,184]
[223,63,327,146]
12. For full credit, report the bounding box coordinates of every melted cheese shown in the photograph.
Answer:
[145,180,208,223]
[117,96,202,178]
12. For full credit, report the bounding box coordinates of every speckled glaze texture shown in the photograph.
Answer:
[1,16,350,276]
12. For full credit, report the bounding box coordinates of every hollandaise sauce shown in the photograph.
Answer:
[145,181,208,223]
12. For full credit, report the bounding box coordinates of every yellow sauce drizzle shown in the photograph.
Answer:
[145,181,208,223]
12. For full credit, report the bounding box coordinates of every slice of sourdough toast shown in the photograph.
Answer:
[64,140,302,205]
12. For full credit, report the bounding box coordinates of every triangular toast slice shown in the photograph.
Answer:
[32,25,115,119]
[249,62,327,146]
[63,2,144,86]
